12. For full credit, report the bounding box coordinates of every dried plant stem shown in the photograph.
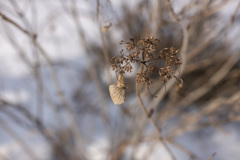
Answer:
[179,53,240,106]
[0,118,40,160]
[167,138,201,160]
[0,12,30,36]
[70,0,109,122]
[208,152,216,160]
[165,0,180,22]
[96,0,112,70]
[225,1,240,37]
[2,24,65,132]
[149,0,188,110]
[136,64,176,160]
[0,11,85,158]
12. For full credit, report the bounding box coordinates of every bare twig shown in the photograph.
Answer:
[150,0,189,109]
[96,0,112,71]
[179,53,240,106]
[136,63,176,160]
[208,152,216,160]
[0,10,85,158]
[0,12,31,36]
[0,118,40,160]
[165,0,180,22]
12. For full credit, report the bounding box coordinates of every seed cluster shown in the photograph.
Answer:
[111,36,182,89]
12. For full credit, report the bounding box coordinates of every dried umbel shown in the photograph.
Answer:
[109,73,125,105]
[110,36,183,104]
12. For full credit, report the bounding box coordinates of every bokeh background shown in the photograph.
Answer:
[0,0,240,160]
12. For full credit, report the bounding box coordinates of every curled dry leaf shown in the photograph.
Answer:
[109,74,125,105]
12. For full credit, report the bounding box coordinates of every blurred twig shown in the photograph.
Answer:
[136,63,176,160]
[179,53,240,106]
[0,9,85,159]
[0,118,40,160]
[150,0,189,109]
[208,152,216,160]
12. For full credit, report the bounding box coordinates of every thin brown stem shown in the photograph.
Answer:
[136,64,176,160]
[167,138,201,160]
[0,118,40,160]
[0,12,31,36]
[150,0,189,110]
[0,10,85,158]
[165,0,180,22]
[208,152,217,160]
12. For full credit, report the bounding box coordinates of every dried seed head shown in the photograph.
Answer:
[111,36,183,94]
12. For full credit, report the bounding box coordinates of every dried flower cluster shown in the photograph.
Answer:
[111,36,182,89]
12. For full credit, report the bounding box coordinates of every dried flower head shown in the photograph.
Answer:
[111,36,183,97]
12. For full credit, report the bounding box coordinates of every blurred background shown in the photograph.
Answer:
[0,0,240,160]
